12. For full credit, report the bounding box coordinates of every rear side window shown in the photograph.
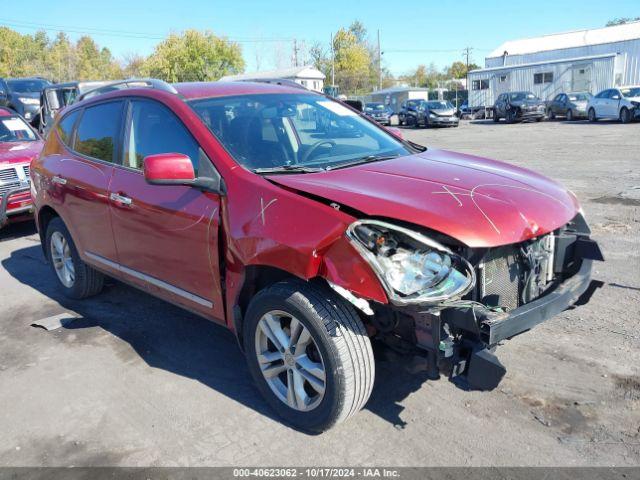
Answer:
[74,102,123,163]
[56,110,79,147]
[123,99,200,174]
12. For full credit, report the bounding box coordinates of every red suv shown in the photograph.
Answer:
[32,79,602,432]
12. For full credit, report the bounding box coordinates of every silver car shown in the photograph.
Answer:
[547,92,592,121]
[416,100,459,127]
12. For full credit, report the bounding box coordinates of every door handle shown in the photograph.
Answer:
[110,192,133,207]
[52,175,67,185]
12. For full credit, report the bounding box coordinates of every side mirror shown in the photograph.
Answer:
[386,127,404,140]
[144,153,196,185]
[45,90,60,110]
[143,153,225,195]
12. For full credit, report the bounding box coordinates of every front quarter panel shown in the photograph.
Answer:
[222,171,388,327]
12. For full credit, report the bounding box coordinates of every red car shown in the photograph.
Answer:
[0,107,43,227]
[31,80,603,432]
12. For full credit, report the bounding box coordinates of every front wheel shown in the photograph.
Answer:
[548,110,555,120]
[620,107,631,124]
[243,280,374,433]
[588,108,597,123]
[45,217,104,299]
[566,109,574,121]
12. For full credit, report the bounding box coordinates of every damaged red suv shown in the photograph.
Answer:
[32,80,603,432]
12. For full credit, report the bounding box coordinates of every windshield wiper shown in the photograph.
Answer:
[326,154,400,171]
[253,165,326,174]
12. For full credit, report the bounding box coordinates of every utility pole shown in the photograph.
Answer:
[331,32,335,89]
[462,46,473,95]
[377,29,382,91]
[293,39,299,67]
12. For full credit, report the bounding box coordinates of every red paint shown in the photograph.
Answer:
[0,138,43,218]
[32,81,583,330]
[143,153,195,182]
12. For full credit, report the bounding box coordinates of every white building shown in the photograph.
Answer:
[219,66,325,93]
[468,21,640,107]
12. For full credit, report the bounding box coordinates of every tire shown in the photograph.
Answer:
[548,110,555,120]
[493,112,500,123]
[45,217,104,299]
[620,107,631,124]
[588,108,597,123]
[506,109,516,124]
[243,280,374,433]
[566,109,574,121]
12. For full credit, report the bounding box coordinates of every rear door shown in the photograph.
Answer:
[50,101,124,265]
[107,98,224,320]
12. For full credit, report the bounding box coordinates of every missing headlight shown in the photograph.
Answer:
[346,220,475,305]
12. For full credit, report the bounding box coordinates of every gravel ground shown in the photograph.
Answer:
[0,119,638,467]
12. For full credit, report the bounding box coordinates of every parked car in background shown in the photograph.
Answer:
[363,102,392,125]
[0,77,52,128]
[33,79,602,432]
[40,81,115,136]
[397,99,422,126]
[0,107,43,227]
[493,91,546,123]
[456,101,471,119]
[415,100,459,128]
[547,92,592,121]
[587,86,640,123]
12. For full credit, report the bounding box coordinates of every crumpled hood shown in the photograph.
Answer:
[0,141,43,165]
[268,149,579,247]
[429,108,456,116]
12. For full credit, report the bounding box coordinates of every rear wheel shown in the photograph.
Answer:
[588,108,597,123]
[45,217,104,299]
[620,107,631,124]
[243,280,374,433]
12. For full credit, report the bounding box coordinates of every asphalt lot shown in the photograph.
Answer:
[0,119,638,467]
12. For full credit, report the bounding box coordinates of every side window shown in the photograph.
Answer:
[56,110,79,147]
[74,102,123,162]
[124,99,200,175]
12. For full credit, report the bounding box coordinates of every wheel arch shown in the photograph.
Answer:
[37,205,60,258]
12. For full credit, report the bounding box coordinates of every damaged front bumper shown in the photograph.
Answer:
[365,226,604,391]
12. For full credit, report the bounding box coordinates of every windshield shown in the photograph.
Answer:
[426,101,453,110]
[620,87,640,98]
[0,116,37,142]
[6,79,49,93]
[364,103,386,112]
[190,94,411,172]
[568,93,591,101]
[509,92,537,101]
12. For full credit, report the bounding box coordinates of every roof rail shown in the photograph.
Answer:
[236,78,308,90]
[76,78,178,102]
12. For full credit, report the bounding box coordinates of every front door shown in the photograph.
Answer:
[108,98,225,321]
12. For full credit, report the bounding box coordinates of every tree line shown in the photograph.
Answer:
[0,27,245,82]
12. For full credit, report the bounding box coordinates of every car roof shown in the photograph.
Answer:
[174,81,315,100]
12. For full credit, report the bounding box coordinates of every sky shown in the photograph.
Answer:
[3,0,639,76]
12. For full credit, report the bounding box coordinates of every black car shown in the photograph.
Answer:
[363,102,393,125]
[397,99,423,126]
[493,91,546,123]
[0,77,51,128]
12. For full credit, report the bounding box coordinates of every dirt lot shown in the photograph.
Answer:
[0,119,638,467]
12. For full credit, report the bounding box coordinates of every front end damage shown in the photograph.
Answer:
[339,213,604,391]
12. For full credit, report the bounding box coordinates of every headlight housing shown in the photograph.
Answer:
[346,220,475,305]
[19,97,40,106]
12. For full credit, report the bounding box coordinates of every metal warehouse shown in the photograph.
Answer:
[468,21,640,107]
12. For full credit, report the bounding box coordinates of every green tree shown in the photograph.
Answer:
[446,60,480,79]
[142,30,244,82]
[606,17,640,26]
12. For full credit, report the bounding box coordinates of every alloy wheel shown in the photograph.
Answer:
[254,310,326,412]
[50,231,75,288]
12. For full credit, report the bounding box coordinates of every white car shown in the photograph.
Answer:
[587,86,640,123]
